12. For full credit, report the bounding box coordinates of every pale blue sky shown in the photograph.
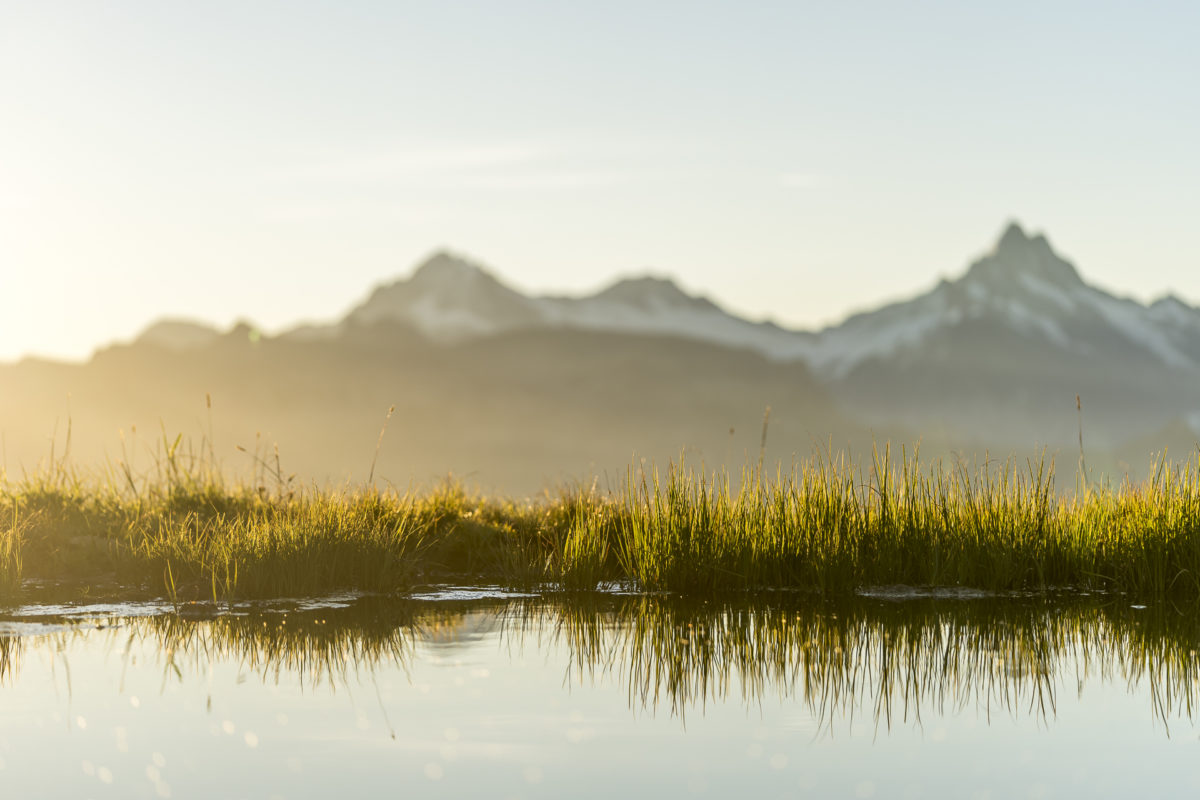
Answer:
[2,1,1198,360]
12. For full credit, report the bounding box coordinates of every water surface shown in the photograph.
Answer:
[1,591,1198,799]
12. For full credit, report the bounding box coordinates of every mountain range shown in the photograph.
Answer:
[287,222,1200,380]
[147,220,1200,443]
[4,222,1198,493]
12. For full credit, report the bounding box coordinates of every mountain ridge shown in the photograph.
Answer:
[7,220,1200,494]
[295,223,1198,377]
[122,222,1200,389]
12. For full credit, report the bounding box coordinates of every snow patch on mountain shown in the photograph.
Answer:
[537,279,814,358]
[1017,273,1077,312]
[1149,295,1200,329]
[346,250,543,340]
[1077,288,1193,367]
[805,311,945,376]
[406,294,502,338]
[1005,300,1072,348]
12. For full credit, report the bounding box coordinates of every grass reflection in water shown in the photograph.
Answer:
[2,596,1199,733]
[506,596,1200,731]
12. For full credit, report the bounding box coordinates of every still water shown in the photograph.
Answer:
[1,590,1198,799]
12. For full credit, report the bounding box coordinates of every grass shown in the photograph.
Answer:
[6,442,1200,603]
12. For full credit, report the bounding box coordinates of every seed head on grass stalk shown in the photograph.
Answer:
[368,405,396,487]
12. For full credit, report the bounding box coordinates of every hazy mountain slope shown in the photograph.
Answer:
[135,318,222,350]
[0,326,858,495]
[1115,417,1200,477]
[17,220,1200,483]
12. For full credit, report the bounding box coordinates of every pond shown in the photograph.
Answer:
[0,589,1197,799]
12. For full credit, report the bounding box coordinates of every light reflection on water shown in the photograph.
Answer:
[0,595,1199,798]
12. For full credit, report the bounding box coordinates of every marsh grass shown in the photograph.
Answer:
[5,440,1200,602]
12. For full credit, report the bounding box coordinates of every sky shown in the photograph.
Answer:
[2,0,1199,361]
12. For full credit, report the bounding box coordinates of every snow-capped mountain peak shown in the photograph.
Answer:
[591,275,718,312]
[326,223,1200,380]
[782,222,1200,378]
[346,250,541,339]
[338,252,811,354]
[965,221,1083,290]
[409,250,492,286]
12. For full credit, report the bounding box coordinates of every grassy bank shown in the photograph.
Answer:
[4,446,1200,602]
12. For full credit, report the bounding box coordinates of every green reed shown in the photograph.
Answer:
[4,444,1200,601]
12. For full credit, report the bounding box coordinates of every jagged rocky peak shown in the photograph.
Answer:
[964,221,1083,289]
[995,220,1043,252]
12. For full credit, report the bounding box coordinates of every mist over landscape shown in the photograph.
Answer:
[4,221,1196,494]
